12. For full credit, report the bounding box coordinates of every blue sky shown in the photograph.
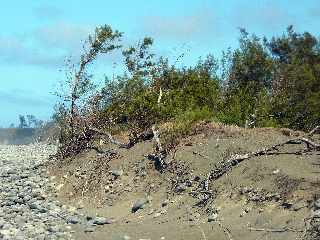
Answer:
[0,0,319,127]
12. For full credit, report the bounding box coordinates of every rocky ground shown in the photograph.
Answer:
[0,144,113,240]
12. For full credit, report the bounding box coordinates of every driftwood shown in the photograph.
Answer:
[209,137,320,181]
[157,87,163,106]
[309,126,320,136]
[193,151,210,160]
[248,226,303,233]
[89,127,153,149]
[218,221,234,240]
[152,125,163,152]
[87,126,168,170]
[148,125,167,171]
[89,127,131,148]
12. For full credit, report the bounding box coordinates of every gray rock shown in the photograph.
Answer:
[84,227,95,233]
[176,183,187,192]
[67,216,80,224]
[115,235,131,240]
[132,198,149,213]
[312,209,320,217]
[111,169,123,177]
[161,199,169,207]
[208,213,218,222]
[314,199,320,209]
[92,217,113,225]
[48,225,60,233]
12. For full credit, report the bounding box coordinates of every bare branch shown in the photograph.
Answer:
[309,126,320,136]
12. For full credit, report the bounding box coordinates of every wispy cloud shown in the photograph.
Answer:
[309,6,320,18]
[0,22,93,68]
[0,89,53,107]
[34,21,92,50]
[141,7,219,41]
[231,2,295,32]
[33,5,64,20]
[0,35,64,67]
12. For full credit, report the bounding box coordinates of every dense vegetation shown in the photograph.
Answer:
[54,25,320,150]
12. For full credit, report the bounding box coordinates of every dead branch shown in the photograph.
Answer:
[89,127,130,148]
[248,226,303,233]
[89,127,154,149]
[309,126,320,136]
[157,87,163,106]
[56,126,96,159]
[152,125,163,152]
[300,137,320,149]
[193,151,210,160]
[209,137,320,181]
[197,225,207,240]
[148,125,167,171]
[86,145,117,157]
[217,221,234,240]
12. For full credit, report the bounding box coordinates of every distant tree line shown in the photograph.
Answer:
[15,115,43,129]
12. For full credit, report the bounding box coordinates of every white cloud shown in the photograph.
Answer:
[33,5,64,20]
[0,35,64,67]
[231,1,296,31]
[142,7,220,41]
[0,89,53,107]
[0,22,93,68]
[34,22,92,50]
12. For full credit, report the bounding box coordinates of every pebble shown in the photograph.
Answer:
[314,199,320,209]
[111,169,124,177]
[93,216,113,225]
[208,213,218,222]
[176,183,187,192]
[153,212,162,218]
[312,209,320,217]
[161,199,169,207]
[67,216,80,224]
[132,198,149,213]
[0,144,77,240]
[84,227,95,233]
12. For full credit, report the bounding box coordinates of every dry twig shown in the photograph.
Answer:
[309,126,320,136]
[248,226,303,233]
[217,221,234,240]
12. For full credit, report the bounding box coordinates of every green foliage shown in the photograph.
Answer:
[55,25,320,142]
[156,107,214,151]
[224,29,274,96]
[175,107,214,124]
[99,53,221,130]
[217,27,320,130]
[217,87,255,126]
[268,26,320,129]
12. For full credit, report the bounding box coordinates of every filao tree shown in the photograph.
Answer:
[63,25,122,137]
